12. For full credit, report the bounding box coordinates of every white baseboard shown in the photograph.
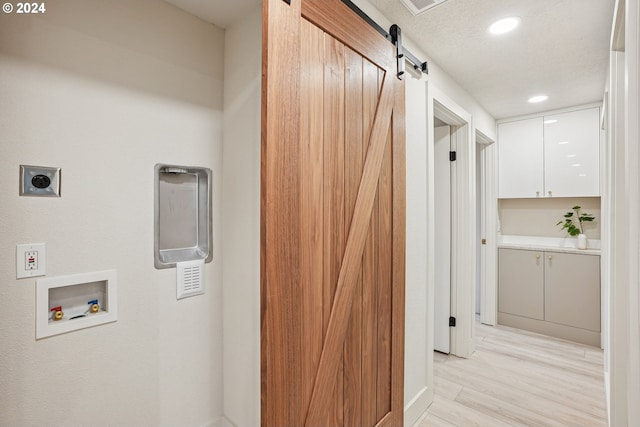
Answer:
[209,392,433,427]
[604,371,610,427]
[404,386,432,427]
[204,416,234,427]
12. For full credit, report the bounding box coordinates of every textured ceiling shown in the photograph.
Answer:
[369,0,615,119]
[163,0,615,120]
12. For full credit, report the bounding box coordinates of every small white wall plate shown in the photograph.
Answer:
[16,243,46,279]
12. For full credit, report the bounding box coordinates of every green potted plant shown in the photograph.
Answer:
[556,205,595,249]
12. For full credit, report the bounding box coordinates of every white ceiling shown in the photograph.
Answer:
[369,0,616,119]
[164,0,615,120]
[163,0,260,29]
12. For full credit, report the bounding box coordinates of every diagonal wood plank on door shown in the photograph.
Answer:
[305,71,394,427]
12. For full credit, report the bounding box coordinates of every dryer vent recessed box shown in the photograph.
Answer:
[154,164,212,269]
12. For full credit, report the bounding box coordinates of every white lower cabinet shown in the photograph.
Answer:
[498,248,601,346]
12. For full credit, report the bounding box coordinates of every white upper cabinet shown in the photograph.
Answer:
[498,117,544,198]
[498,106,600,198]
[544,107,600,197]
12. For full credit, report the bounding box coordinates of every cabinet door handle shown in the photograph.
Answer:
[548,190,553,197]
[536,254,540,259]
[536,191,540,197]
[548,255,553,260]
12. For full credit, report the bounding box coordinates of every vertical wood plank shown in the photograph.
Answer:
[261,0,302,426]
[391,77,407,425]
[300,18,325,422]
[323,33,346,427]
[361,59,380,427]
[376,78,393,418]
[343,47,364,427]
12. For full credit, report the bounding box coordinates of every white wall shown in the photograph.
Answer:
[403,73,431,425]
[0,1,225,426]
[498,197,601,239]
[221,6,262,427]
[623,0,640,423]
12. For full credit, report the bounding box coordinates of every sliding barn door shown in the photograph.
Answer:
[261,0,406,426]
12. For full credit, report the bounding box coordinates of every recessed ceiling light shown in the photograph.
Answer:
[544,119,558,124]
[579,174,587,177]
[528,95,548,103]
[572,163,581,167]
[558,141,569,145]
[489,17,520,35]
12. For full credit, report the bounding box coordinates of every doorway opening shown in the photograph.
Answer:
[434,121,452,353]
[428,87,475,360]
[475,131,497,326]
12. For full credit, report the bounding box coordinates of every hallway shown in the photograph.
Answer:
[417,322,607,426]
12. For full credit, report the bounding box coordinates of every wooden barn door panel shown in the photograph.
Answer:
[262,1,406,426]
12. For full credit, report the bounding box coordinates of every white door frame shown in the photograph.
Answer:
[475,131,497,326]
[606,0,640,425]
[427,84,475,358]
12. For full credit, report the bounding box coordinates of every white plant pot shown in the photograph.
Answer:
[577,234,588,250]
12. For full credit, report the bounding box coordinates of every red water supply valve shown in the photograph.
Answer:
[50,306,64,321]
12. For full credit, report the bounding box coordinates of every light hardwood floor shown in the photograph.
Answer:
[415,322,608,427]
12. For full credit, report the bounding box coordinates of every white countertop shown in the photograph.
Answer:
[498,235,601,256]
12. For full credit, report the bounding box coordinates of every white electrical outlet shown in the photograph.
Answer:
[25,251,38,270]
[17,243,46,279]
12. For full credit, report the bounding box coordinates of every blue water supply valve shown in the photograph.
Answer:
[87,299,99,313]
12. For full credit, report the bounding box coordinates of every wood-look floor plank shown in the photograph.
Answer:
[416,321,607,427]
[436,360,606,425]
[452,351,608,417]
[433,376,463,401]
[470,343,606,400]
[478,336,604,379]
[454,387,574,427]
[425,395,516,427]
[417,413,457,427]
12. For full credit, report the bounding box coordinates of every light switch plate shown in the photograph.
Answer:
[20,165,61,197]
[17,243,46,279]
